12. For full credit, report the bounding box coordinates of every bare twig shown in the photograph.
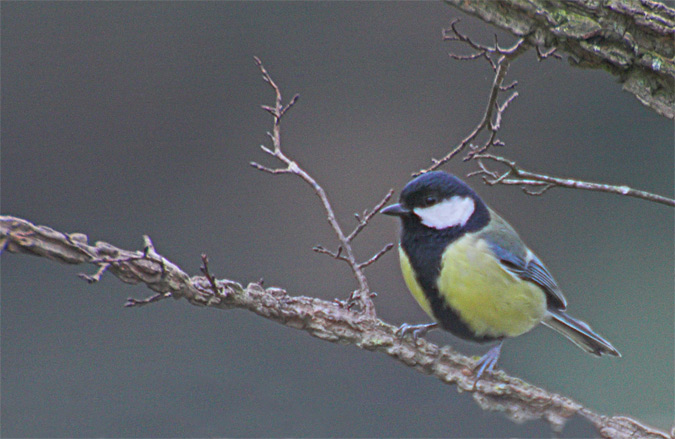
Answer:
[535,45,561,61]
[491,90,519,132]
[347,189,394,243]
[473,154,675,207]
[0,215,667,439]
[429,19,673,209]
[200,254,223,297]
[419,20,531,175]
[312,245,348,262]
[444,18,498,70]
[358,242,395,270]
[125,292,171,308]
[250,57,393,316]
[78,262,110,283]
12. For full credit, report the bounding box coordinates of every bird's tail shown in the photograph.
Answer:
[542,311,621,357]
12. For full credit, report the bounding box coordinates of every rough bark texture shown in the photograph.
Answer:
[446,0,675,119]
[1,215,669,439]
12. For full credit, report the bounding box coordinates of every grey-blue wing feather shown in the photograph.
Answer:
[479,211,567,310]
[521,253,567,310]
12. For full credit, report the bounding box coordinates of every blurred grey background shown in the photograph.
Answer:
[2,2,672,438]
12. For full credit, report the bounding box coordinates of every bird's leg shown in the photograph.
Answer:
[473,340,503,383]
[396,322,439,340]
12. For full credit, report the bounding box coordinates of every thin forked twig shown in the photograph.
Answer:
[313,245,347,262]
[200,254,223,297]
[418,20,529,175]
[429,20,671,209]
[347,189,394,243]
[125,292,171,308]
[359,243,395,270]
[473,154,675,207]
[250,57,393,316]
[78,262,110,283]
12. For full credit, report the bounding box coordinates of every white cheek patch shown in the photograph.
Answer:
[414,196,475,230]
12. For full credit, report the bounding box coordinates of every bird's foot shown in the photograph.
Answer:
[395,322,439,341]
[473,341,503,387]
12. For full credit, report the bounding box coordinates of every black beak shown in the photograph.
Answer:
[380,203,410,216]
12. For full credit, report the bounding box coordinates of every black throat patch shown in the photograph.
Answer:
[399,204,496,343]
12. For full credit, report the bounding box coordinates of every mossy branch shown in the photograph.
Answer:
[445,0,675,119]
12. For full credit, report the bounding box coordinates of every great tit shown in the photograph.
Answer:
[382,171,620,379]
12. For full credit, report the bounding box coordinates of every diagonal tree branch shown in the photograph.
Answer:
[0,215,668,439]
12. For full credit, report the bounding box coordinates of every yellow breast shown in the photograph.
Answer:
[437,234,546,338]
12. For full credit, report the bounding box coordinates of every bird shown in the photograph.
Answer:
[381,171,620,380]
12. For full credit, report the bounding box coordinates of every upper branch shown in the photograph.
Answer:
[445,0,675,119]
[428,19,673,209]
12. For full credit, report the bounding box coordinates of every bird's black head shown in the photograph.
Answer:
[382,171,489,233]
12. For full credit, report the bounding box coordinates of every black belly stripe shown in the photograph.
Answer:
[400,215,499,343]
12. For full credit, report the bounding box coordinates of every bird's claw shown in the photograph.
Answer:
[472,341,504,387]
[395,322,439,340]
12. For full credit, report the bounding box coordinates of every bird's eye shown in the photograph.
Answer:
[423,195,437,206]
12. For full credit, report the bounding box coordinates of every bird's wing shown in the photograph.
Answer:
[480,211,568,310]
[521,251,567,310]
